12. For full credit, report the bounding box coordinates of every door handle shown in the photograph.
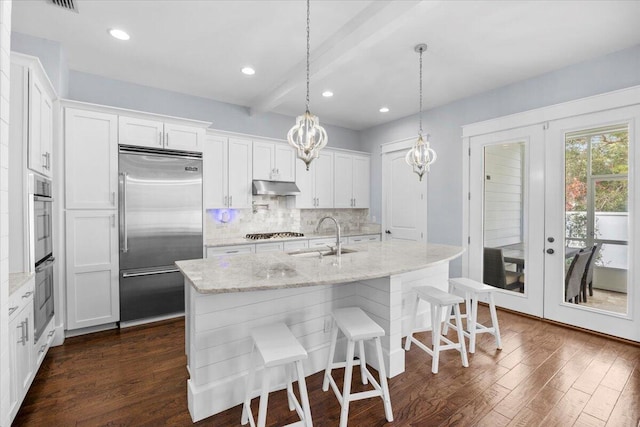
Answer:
[546,248,554,254]
[385,230,392,234]
[119,172,129,253]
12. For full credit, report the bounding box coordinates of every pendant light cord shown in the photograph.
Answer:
[419,47,423,136]
[306,0,311,112]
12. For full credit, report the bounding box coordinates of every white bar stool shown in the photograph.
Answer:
[443,277,502,353]
[404,285,469,374]
[323,307,393,427]
[241,322,313,427]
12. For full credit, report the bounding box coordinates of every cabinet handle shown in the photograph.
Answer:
[48,330,55,338]
[111,214,116,228]
[165,133,169,146]
[224,195,228,206]
[17,321,25,345]
[159,131,163,146]
[226,250,239,254]
[25,318,29,342]
[8,306,18,316]
[22,291,33,298]
[229,195,233,207]
[39,345,46,355]
[42,153,48,169]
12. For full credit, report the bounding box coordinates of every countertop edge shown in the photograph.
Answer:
[9,272,35,296]
[204,230,382,248]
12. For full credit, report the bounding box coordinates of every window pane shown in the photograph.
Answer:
[591,130,628,176]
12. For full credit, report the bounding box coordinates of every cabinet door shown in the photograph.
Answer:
[65,108,118,209]
[255,242,284,253]
[352,155,370,208]
[9,302,34,419]
[253,140,275,181]
[40,92,53,177]
[164,123,204,153]
[227,138,253,209]
[333,153,353,208]
[203,136,228,209]
[65,210,119,329]
[275,144,296,182]
[294,158,315,208]
[28,74,45,175]
[314,151,334,208]
[119,116,163,148]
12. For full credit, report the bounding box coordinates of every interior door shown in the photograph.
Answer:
[468,125,545,316]
[382,148,426,241]
[543,106,640,341]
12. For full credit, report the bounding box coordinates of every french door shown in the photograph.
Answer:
[469,104,640,341]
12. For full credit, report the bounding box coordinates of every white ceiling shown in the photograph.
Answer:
[11,0,640,130]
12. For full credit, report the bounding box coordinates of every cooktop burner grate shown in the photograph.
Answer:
[245,232,305,240]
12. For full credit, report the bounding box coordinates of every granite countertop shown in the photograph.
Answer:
[9,272,34,296]
[176,240,463,294]
[205,229,382,247]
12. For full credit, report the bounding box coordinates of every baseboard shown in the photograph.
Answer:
[119,312,185,328]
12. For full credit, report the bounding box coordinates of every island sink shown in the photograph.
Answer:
[287,248,358,258]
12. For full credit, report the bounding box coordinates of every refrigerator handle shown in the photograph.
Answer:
[119,172,129,253]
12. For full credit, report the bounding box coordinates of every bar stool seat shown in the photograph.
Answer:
[445,277,502,354]
[242,322,312,427]
[404,285,469,374]
[323,307,393,427]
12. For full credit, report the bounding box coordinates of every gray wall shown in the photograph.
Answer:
[11,32,68,97]
[360,44,640,276]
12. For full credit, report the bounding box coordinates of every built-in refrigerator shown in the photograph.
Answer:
[118,145,202,324]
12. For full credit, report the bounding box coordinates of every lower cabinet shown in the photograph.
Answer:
[347,234,381,244]
[65,210,120,330]
[206,244,255,257]
[8,278,35,422]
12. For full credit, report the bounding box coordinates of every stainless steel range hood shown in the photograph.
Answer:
[252,180,301,196]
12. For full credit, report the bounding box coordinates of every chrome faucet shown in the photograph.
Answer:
[316,216,341,257]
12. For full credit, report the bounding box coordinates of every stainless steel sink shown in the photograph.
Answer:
[287,248,358,258]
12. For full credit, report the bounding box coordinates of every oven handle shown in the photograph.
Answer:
[34,195,54,202]
[35,257,55,273]
[119,172,128,253]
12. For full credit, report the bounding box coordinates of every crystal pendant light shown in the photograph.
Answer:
[287,0,328,171]
[405,44,437,181]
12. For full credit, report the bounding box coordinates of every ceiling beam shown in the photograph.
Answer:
[248,0,427,116]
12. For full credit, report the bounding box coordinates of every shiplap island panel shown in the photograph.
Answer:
[176,241,463,422]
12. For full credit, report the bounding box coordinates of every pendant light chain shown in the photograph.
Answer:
[419,46,423,136]
[305,0,310,112]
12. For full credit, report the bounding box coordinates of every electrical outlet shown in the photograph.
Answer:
[323,316,332,333]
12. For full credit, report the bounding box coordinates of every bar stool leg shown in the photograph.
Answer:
[454,303,469,367]
[469,296,479,353]
[295,360,313,427]
[374,336,394,422]
[358,340,368,385]
[241,345,256,425]
[404,294,420,351]
[488,292,502,349]
[285,364,295,411]
[323,323,339,392]
[339,340,356,427]
[257,367,271,427]
[431,303,441,374]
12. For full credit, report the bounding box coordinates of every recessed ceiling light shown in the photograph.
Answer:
[379,107,390,113]
[109,28,130,41]
[241,67,256,76]
[322,91,334,98]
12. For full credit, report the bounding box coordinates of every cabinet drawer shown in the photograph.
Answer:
[283,240,309,251]
[255,242,284,253]
[308,237,345,248]
[348,234,381,244]
[206,245,255,257]
[9,279,35,321]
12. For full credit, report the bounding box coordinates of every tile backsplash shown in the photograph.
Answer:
[205,195,380,241]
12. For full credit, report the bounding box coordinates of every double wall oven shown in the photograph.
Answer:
[32,174,54,341]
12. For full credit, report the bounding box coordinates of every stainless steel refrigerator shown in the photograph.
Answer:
[118,145,203,324]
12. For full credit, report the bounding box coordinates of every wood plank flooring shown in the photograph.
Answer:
[13,307,640,427]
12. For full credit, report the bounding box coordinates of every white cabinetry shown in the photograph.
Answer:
[119,115,206,153]
[206,245,255,257]
[204,136,252,209]
[308,236,346,248]
[348,234,380,244]
[11,53,56,178]
[65,210,120,329]
[295,151,333,208]
[8,278,35,422]
[334,153,370,208]
[64,108,119,210]
[253,140,296,182]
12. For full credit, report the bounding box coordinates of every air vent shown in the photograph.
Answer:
[47,0,79,13]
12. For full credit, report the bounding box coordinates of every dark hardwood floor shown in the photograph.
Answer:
[13,307,640,427]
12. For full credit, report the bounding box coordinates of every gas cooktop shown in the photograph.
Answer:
[245,232,305,240]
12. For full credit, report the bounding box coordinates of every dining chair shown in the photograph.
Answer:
[483,247,523,291]
[565,248,593,303]
[582,243,602,302]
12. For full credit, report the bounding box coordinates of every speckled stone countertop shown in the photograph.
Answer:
[9,272,34,296]
[176,241,463,294]
[205,230,382,247]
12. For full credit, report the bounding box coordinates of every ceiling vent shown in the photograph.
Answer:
[47,0,79,13]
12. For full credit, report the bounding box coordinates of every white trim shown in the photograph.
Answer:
[461,137,470,276]
[11,52,58,101]
[462,85,640,138]
[380,137,414,154]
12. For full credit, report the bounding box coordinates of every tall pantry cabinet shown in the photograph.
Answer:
[64,107,120,330]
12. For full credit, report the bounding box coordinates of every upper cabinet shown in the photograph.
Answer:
[11,53,56,178]
[295,151,334,209]
[204,135,253,209]
[64,108,119,210]
[334,152,370,208]
[119,115,206,153]
[253,140,296,182]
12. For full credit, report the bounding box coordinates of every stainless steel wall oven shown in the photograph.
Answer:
[32,174,54,341]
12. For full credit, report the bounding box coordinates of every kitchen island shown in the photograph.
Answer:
[176,240,463,422]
